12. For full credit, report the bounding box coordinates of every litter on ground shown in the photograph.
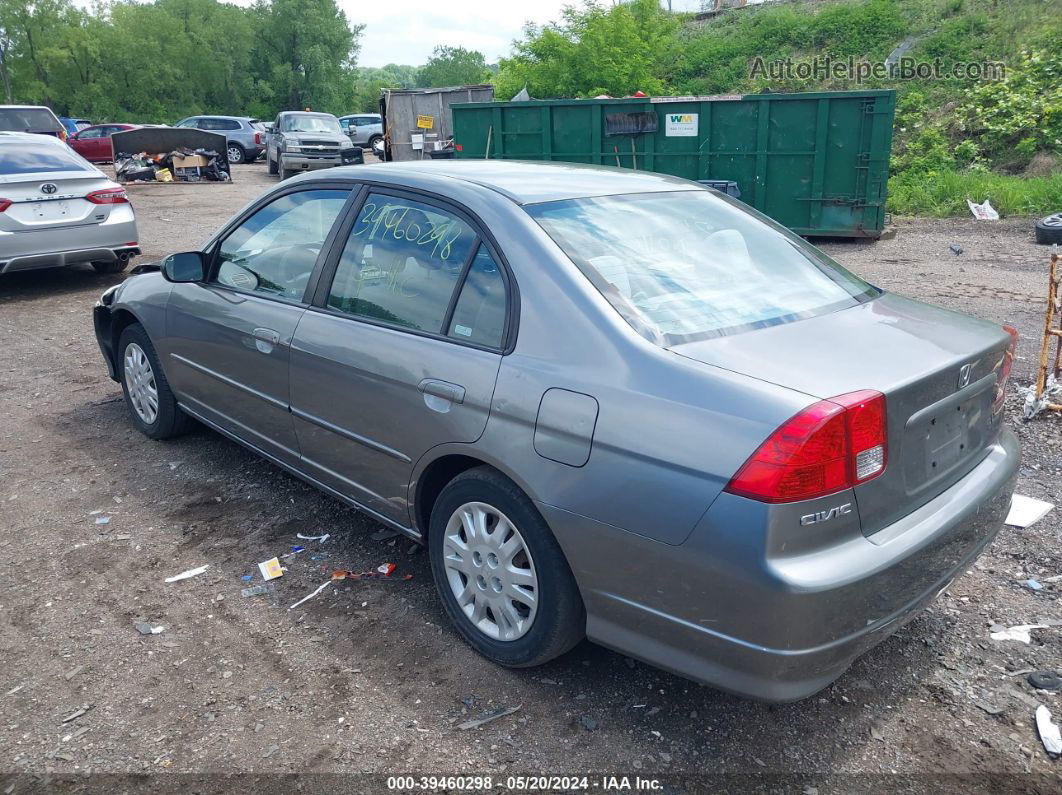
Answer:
[1004,494,1054,528]
[457,705,521,730]
[164,564,209,583]
[1035,705,1062,756]
[258,557,284,581]
[296,533,330,543]
[967,198,999,220]
[288,580,332,610]
[990,624,1048,643]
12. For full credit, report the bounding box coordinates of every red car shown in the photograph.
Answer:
[68,123,139,163]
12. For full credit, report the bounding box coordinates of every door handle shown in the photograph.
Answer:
[418,378,465,405]
[252,327,281,346]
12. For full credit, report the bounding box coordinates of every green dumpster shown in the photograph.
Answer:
[451,90,895,238]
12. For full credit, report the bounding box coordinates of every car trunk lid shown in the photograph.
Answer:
[0,172,113,232]
[671,292,1012,536]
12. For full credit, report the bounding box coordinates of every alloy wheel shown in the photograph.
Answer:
[123,342,159,425]
[227,145,243,164]
[443,501,538,641]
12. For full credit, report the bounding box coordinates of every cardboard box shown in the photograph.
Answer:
[171,153,208,169]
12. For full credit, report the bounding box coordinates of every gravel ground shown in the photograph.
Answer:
[0,163,1060,791]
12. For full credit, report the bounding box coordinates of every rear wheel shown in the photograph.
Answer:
[118,324,193,440]
[226,143,246,165]
[92,259,128,274]
[368,134,383,150]
[428,467,585,667]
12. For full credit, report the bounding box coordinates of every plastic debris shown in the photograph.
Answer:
[281,545,305,559]
[95,516,110,526]
[457,705,521,730]
[296,533,330,543]
[1017,374,1062,419]
[377,562,396,576]
[1036,705,1062,756]
[331,566,412,582]
[990,624,1048,643]
[134,622,165,635]
[288,580,333,610]
[165,564,209,583]
[949,244,963,255]
[241,584,273,598]
[1004,494,1055,528]
[241,574,253,583]
[258,557,283,581]
[967,198,999,220]
[1026,579,1044,591]
[1028,672,1062,691]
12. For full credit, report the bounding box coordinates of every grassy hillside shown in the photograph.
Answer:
[671,0,1062,215]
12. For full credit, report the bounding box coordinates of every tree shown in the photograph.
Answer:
[252,0,364,114]
[352,63,418,112]
[494,0,676,99]
[416,45,488,88]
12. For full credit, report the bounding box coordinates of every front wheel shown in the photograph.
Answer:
[118,324,193,440]
[428,467,585,667]
[267,153,278,175]
[226,144,245,165]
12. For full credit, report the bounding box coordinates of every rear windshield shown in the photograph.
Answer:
[527,190,878,344]
[0,142,93,175]
[250,120,265,131]
[0,108,62,132]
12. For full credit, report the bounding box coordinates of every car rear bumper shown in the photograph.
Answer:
[545,428,1019,702]
[0,209,138,273]
[1,244,140,273]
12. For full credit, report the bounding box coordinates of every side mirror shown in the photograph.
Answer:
[161,251,206,282]
[263,124,274,133]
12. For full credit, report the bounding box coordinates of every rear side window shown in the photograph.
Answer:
[0,143,92,174]
[447,245,507,348]
[0,108,61,132]
[327,194,477,333]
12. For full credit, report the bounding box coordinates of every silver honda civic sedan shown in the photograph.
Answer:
[93,161,1019,701]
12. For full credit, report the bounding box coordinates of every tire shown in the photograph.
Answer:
[367,134,382,150]
[226,143,245,165]
[281,166,296,180]
[117,323,193,441]
[268,153,278,175]
[428,466,585,667]
[91,259,128,274]
[1035,212,1062,245]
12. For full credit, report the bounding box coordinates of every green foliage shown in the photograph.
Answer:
[0,0,363,121]
[416,46,488,89]
[888,168,1062,217]
[494,0,677,99]
[351,64,418,113]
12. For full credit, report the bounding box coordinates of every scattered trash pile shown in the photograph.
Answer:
[115,148,231,184]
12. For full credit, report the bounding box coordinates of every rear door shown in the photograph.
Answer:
[161,186,353,466]
[289,189,512,524]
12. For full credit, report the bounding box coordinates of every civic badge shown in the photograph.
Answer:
[40,183,57,195]
[957,363,973,389]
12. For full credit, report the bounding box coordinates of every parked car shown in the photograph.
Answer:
[92,162,1019,702]
[0,132,138,275]
[338,113,383,149]
[0,105,67,141]
[172,115,266,164]
[265,111,362,179]
[68,123,140,163]
[59,117,94,136]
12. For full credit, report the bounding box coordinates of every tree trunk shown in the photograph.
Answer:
[0,42,12,103]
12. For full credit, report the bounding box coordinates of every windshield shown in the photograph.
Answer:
[0,142,93,175]
[527,190,878,345]
[281,114,341,134]
[0,108,62,132]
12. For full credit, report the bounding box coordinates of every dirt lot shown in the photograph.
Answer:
[1,162,1060,790]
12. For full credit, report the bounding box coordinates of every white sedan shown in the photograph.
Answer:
[0,131,139,274]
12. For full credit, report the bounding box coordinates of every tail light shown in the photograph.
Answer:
[992,325,1019,413]
[725,390,887,503]
[255,132,263,145]
[0,198,10,212]
[86,188,128,205]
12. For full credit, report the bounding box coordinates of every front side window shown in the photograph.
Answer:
[77,127,103,140]
[214,189,350,301]
[527,191,878,344]
[327,194,476,333]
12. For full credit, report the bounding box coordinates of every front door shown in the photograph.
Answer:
[289,191,511,525]
[160,187,352,465]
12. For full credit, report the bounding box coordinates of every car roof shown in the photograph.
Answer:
[317,160,702,205]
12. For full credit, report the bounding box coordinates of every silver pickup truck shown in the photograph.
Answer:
[265,111,363,179]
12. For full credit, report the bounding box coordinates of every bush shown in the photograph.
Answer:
[887,169,1062,217]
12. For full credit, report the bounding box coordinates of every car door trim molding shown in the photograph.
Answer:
[290,405,412,463]
[169,353,287,411]
[178,402,421,540]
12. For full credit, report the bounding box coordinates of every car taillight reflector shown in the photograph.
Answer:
[992,325,1019,413]
[0,198,10,212]
[255,132,263,145]
[725,390,887,503]
[86,188,128,204]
